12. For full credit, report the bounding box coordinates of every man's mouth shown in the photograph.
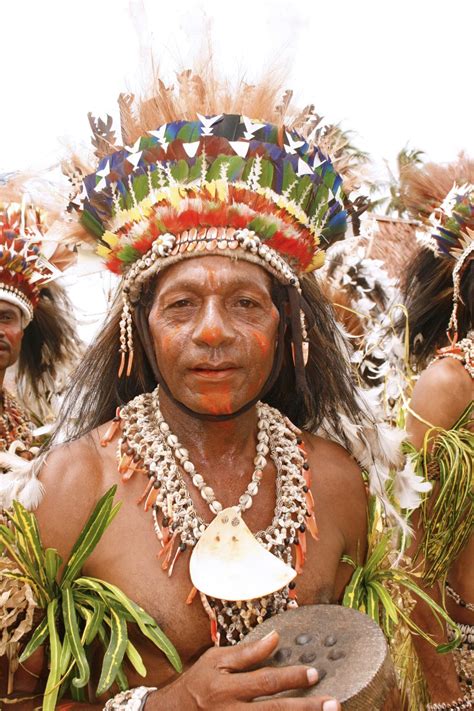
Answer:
[189,363,239,379]
[0,342,10,353]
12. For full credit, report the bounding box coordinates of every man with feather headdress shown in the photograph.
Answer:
[0,178,82,511]
[2,63,425,710]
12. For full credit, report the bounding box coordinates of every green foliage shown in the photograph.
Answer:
[383,145,425,217]
[407,404,473,586]
[0,487,181,709]
[342,499,461,654]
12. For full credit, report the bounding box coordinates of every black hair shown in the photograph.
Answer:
[17,282,82,421]
[399,246,473,369]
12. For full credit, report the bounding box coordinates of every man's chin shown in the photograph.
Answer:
[172,380,257,416]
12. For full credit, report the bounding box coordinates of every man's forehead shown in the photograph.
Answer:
[155,256,273,292]
[0,299,21,316]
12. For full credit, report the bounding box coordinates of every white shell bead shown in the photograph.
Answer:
[201,486,215,501]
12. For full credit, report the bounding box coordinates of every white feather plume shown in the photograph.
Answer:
[0,451,45,511]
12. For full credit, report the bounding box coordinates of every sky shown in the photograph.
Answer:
[1,0,473,181]
[1,0,472,340]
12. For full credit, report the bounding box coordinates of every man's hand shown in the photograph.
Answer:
[148,631,340,710]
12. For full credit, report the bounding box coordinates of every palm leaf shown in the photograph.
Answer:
[42,599,62,711]
[96,608,129,695]
[125,640,147,678]
[62,586,90,688]
[82,577,182,673]
[61,486,120,585]
[19,615,48,663]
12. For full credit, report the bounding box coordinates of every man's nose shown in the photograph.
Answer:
[192,300,236,347]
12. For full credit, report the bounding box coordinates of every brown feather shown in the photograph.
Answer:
[400,153,474,221]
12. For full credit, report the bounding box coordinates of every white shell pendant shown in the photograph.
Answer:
[189,506,296,601]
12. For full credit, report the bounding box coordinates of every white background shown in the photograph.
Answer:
[2,0,473,176]
[1,0,473,340]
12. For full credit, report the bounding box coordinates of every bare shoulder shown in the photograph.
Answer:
[303,432,365,497]
[408,358,472,442]
[302,432,367,558]
[35,423,117,560]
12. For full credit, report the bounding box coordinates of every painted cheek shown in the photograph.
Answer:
[251,331,271,356]
[5,325,23,349]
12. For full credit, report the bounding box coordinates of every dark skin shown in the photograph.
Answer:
[0,300,24,403]
[13,258,368,710]
[406,357,473,703]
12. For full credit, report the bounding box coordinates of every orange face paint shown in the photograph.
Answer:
[199,326,221,345]
[197,383,233,415]
[251,330,271,356]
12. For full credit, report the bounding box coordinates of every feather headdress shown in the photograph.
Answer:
[400,157,474,336]
[68,67,357,376]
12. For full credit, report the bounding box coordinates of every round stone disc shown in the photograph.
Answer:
[241,604,399,710]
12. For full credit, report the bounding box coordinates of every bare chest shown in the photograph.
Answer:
[84,461,347,687]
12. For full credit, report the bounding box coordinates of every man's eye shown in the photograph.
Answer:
[236,298,256,308]
[170,299,193,308]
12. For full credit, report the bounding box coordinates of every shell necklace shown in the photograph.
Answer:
[104,387,318,645]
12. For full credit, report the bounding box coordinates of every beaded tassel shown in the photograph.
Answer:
[118,299,134,378]
[100,409,121,447]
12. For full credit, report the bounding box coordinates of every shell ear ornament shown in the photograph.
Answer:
[302,341,309,366]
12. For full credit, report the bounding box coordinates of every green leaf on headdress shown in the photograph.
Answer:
[248,216,278,240]
[282,162,298,197]
[241,157,254,183]
[171,160,189,183]
[310,184,330,222]
[176,124,200,142]
[132,174,149,203]
[207,156,231,181]
[226,156,246,182]
[259,159,274,188]
[189,156,204,182]
[323,168,336,192]
[149,168,161,190]
[80,211,104,238]
[139,136,155,151]
[118,245,143,264]
[123,191,135,210]
[294,175,312,207]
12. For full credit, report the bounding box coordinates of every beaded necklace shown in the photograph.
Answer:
[103,387,318,645]
[0,390,33,452]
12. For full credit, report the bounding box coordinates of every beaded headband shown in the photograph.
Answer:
[420,182,474,335]
[75,113,347,375]
[0,203,59,326]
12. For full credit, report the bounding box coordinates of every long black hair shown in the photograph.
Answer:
[53,268,362,442]
[16,282,82,422]
[400,246,473,369]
